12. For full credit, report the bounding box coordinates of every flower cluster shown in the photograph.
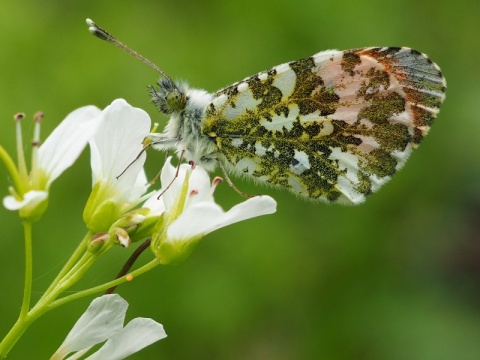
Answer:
[1,98,277,358]
[147,158,277,264]
[2,98,277,258]
[2,106,102,221]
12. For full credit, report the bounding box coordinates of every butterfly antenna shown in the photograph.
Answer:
[86,18,177,86]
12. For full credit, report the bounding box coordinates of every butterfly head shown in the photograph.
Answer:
[149,78,186,115]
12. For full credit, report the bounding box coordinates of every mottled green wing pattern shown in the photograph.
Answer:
[202,47,446,204]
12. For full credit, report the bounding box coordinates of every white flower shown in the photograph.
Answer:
[83,99,151,234]
[2,106,102,221]
[51,294,166,360]
[146,158,277,264]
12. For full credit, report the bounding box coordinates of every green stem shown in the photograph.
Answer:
[48,258,160,311]
[38,232,91,302]
[0,258,160,358]
[0,222,34,358]
[0,315,34,359]
[0,228,160,359]
[0,241,102,358]
[106,238,152,294]
[33,252,98,311]
[20,221,33,319]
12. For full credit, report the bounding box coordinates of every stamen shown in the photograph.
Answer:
[212,176,223,186]
[31,112,42,177]
[32,112,43,148]
[14,113,28,182]
[211,177,223,196]
[33,111,44,122]
[14,113,25,121]
[189,189,199,197]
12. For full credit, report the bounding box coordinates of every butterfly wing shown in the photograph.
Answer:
[202,47,446,204]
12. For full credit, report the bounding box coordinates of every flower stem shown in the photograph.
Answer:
[48,258,160,311]
[106,238,151,294]
[33,252,98,310]
[0,237,100,358]
[0,221,34,358]
[0,314,34,359]
[20,221,33,318]
[38,232,91,302]
[0,232,160,357]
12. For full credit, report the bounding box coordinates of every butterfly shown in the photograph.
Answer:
[87,19,446,205]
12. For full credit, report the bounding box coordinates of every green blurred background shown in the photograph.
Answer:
[1,0,479,359]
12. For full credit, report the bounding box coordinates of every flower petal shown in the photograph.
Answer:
[185,164,215,207]
[166,202,223,239]
[3,190,47,210]
[212,195,277,229]
[38,105,102,187]
[158,158,214,211]
[89,99,151,201]
[131,168,149,201]
[143,191,166,216]
[159,158,188,211]
[56,294,127,354]
[86,318,166,360]
[167,195,277,239]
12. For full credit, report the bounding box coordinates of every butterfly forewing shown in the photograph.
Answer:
[202,47,445,204]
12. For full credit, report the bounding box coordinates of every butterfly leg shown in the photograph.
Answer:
[117,142,152,179]
[217,160,255,199]
[156,150,186,199]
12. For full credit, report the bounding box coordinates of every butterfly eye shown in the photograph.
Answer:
[166,89,186,112]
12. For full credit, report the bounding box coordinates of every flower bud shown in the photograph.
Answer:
[111,227,131,248]
[110,208,148,232]
[83,183,122,233]
[129,213,160,243]
[87,232,110,253]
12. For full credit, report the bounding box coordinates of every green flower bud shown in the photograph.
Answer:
[87,232,110,253]
[111,227,131,248]
[129,212,161,243]
[83,182,122,232]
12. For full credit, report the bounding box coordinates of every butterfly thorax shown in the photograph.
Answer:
[149,78,218,170]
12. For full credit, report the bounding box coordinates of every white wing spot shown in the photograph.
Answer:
[258,72,268,81]
[328,147,360,184]
[274,63,291,73]
[313,50,343,68]
[224,89,262,120]
[211,94,228,108]
[290,150,311,175]
[237,82,249,92]
[272,67,297,100]
[231,138,243,148]
[259,105,300,131]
